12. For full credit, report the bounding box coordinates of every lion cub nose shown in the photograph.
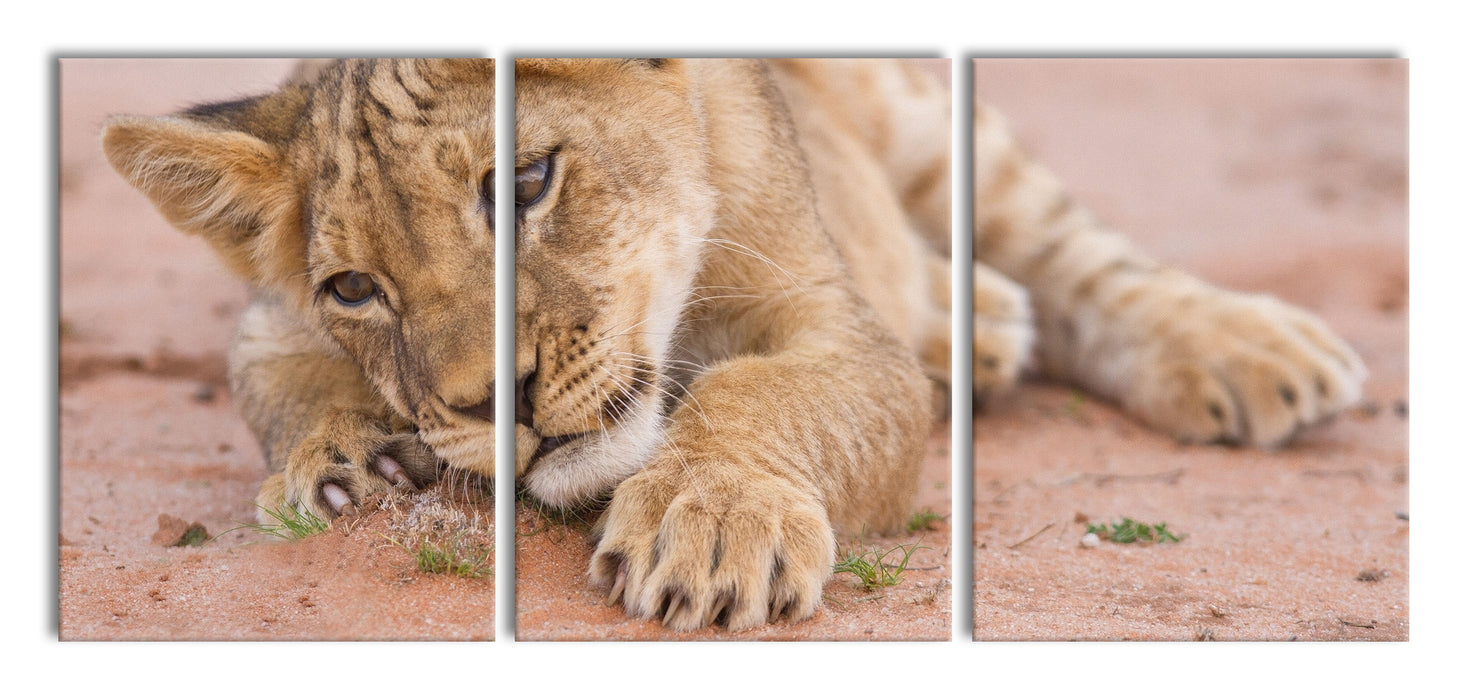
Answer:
[513,373,535,426]
[459,374,535,426]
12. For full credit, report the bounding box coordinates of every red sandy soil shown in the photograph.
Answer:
[56,58,1406,644]
[969,59,1408,640]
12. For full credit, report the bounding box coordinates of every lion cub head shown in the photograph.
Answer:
[103,59,502,477]
[511,59,716,508]
[104,59,719,508]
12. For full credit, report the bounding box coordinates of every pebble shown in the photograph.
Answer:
[1080,532,1101,549]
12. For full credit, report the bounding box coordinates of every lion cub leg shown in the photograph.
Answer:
[589,308,929,631]
[781,60,1036,411]
[232,300,440,522]
[591,445,837,631]
[907,254,1033,411]
[970,260,1035,407]
[971,101,1365,446]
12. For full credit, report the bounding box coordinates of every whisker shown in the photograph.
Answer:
[698,237,808,309]
[599,355,711,432]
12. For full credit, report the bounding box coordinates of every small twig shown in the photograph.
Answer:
[991,481,1024,505]
[855,594,888,603]
[1007,522,1055,549]
[1337,617,1377,629]
[1303,469,1367,481]
[1092,468,1185,487]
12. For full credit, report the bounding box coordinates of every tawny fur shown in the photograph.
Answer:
[104,60,500,525]
[514,60,933,630]
[101,58,938,631]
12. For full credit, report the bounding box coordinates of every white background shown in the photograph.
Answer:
[12,1,1460,696]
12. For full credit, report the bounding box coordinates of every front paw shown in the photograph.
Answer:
[256,411,441,524]
[973,262,1034,407]
[589,467,836,632]
[1124,291,1366,447]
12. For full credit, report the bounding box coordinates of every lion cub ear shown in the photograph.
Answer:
[101,95,304,289]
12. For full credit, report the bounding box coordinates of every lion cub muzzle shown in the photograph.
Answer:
[512,319,668,508]
[454,373,536,429]
[502,372,587,462]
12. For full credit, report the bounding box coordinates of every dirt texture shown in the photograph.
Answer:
[969,59,1408,641]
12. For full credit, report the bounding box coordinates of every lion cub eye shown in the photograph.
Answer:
[481,154,554,211]
[328,271,377,306]
[515,154,554,208]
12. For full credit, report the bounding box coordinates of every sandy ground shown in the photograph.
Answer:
[56,58,1405,642]
[969,59,1407,640]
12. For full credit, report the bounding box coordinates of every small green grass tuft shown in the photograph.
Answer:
[833,541,926,590]
[905,507,947,534]
[1086,517,1184,544]
[176,524,210,547]
[245,502,332,541]
[1065,389,1087,415]
[394,532,493,578]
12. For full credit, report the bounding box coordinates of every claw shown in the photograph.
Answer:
[606,560,628,606]
[322,482,353,515]
[705,592,731,628]
[375,454,411,487]
[661,590,688,627]
[769,598,791,624]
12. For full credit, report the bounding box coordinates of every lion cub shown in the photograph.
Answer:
[104,58,1363,633]
[103,59,935,632]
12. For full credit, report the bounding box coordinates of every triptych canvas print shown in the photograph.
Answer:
[58,57,1407,641]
